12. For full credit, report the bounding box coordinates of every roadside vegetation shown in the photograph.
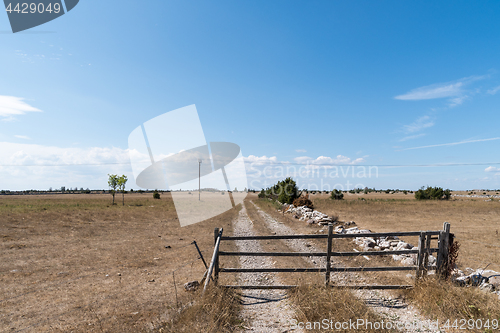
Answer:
[160,287,241,333]
[290,285,389,332]
[401,278,500,331]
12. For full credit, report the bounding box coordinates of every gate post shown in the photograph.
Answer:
[416,231,425,279]
[325,223,333,286]
[436,222,451,278]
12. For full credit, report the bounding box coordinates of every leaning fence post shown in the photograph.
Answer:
[203,228,223,294]
[325,223,333,286]
[214,228,221,285]
[416,232,425,279]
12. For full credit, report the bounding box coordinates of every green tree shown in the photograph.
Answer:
[414,186,451,200]
[117,175,128,206]
[153,189,161,199]
[108,174,119,205]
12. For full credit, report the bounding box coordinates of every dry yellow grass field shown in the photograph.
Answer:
[309,192,500,272]
[2,191,500,332]
[0,193,238,332]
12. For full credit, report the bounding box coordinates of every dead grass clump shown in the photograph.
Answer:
[289,285,389,332]
[293,195,314,209]
[160,287,241,333]
[401,278,500,322]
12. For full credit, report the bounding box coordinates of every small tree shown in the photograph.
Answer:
[414,186,451,200]
[117,175,128,206]
[330,189,344,200]
[153,189,161,199]
[108,174,119,205]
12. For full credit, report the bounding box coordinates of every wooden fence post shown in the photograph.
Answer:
[416,232,425,279]
[436,222,450,278]
[325,223,333,286]
[423,232,432,276]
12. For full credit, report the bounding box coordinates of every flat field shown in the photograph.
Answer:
[0,193,239,332]
[1,191,500,332]
[309,191,500,272]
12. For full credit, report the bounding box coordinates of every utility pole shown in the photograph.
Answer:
[198,159,202,201]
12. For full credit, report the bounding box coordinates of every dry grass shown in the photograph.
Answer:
[0,193,239,332]
[159,286,241,333]
[255,192,500,332]
[400,277,500,331]
[311,193,500,272]
[289,285,389,332]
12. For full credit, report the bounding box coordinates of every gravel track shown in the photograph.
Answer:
[249,201,437,333]
[233,204,303,332]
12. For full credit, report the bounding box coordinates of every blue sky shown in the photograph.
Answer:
[1,0,500,191]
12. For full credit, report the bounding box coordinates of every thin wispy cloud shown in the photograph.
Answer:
[394,75,487,107]
[403,116,434,133]
[400,137,500,151]
[0,96,42,121]
[295,149,307,153]
[487,85,500,95]
[14,135,30,140]
[399,133,426,142]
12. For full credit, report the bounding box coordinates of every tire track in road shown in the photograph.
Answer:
[233,204,302,332]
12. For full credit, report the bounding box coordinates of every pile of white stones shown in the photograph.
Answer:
[453,194,500,199]
[282,204,334,225]
[281,203,436,267]
[451,268,500,297]
[333,225,436,267]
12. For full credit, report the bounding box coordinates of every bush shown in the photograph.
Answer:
[153,190,161,199]
[258,177,299,204]
[414,186,451,200]
[293,194,314,209]
[330,189,344,200]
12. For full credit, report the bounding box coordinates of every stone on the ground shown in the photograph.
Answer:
[184,280,200,291]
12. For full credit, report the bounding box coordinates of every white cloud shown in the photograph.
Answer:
[403,116,434,134]
[487,85,500,95]
[0,142,133,190]
[295,149,307,153]
[14,135,30,140]
[395,81,464,101]
[0,96,42,121]
[394,75,487,106]
[485,166,500,172]
[243,155,278,165]
[293,155,365,165]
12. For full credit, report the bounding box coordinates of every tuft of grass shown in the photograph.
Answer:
[159,286,241,333]
[401,278,500,322]
[289,285,389,332]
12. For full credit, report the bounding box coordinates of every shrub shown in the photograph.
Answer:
[259,177,299,204]
[153,190,161,199]
[330,189,344,200]
[293,194,314,209]
[414,186,451,200]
